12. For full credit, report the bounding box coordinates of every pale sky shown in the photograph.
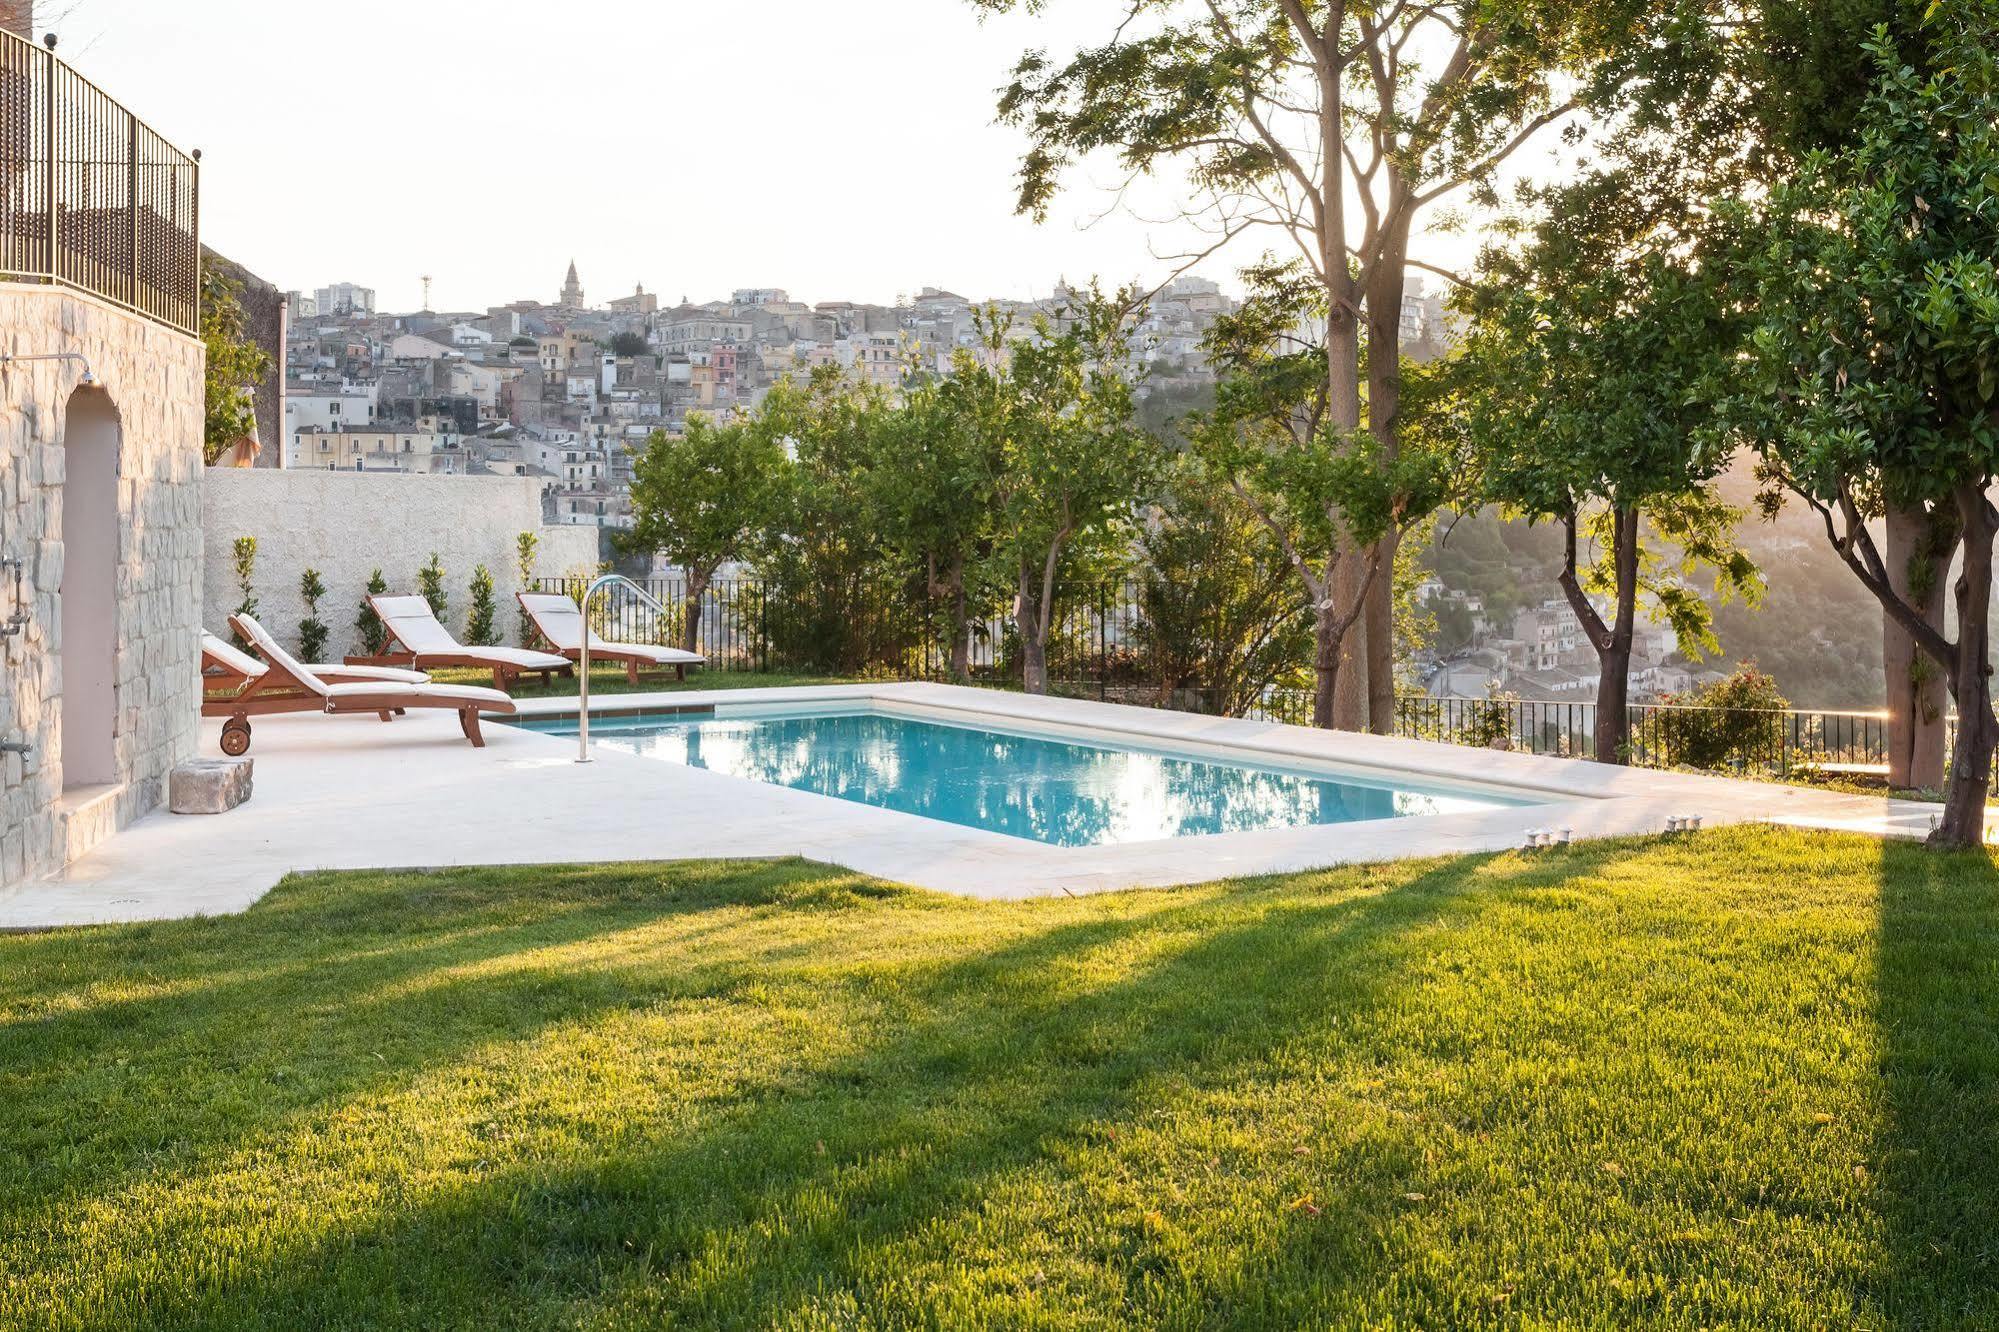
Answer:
[42,0,1524,313]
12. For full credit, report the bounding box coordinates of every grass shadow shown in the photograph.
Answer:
[4,852,1494,1328]
[1871,838,1999,1326]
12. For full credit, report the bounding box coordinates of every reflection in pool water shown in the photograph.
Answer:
[520,710,1534,848]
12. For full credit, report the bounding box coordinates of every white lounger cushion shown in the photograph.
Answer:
[203,632,430,685]
[201,633,266,678]
[231,615,332,696]
[232,614,515,714]
[322,681,513,709]
[316,663,432,684]
[517,593,705,663]
[370,595,568,670]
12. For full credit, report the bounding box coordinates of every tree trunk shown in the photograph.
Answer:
[948,572,971,682]
[1362,213,1411,736]
[1016,563,1049,695]
[1330,567,1368,728]
[682,567,711,655]
[932,552,972,682]
[1558,505,1638,765]
[1935,488,1998,847]
[1311,600,1342,729]
[1364,529,1399,734]
[1324,266,1368,732]
[1884,502,1951,791]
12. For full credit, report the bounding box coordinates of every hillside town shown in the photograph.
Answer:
[281,264,1454,531]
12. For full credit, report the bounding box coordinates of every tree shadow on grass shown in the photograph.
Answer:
[1871,839,1999,1326]
[43,853,1510,1330]
[0,860,900,1247]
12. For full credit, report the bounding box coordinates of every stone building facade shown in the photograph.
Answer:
[0,286,206,889]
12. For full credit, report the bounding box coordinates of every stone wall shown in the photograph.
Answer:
[0,285,207,889]
[201,470,600,657]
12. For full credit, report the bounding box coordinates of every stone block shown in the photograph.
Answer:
[169,758,252,815]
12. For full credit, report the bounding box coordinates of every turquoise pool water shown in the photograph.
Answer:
[517,708,1535,848]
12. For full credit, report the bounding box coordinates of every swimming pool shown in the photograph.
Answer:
[515,705,1541,848]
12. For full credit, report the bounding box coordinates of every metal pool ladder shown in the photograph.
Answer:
[574,573,673,764]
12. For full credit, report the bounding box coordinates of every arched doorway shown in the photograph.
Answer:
[60,388,120,791]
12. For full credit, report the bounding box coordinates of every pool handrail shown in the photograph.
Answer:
[575,573,674,763]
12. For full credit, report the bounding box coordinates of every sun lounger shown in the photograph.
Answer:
[214,613,516,756]
[516,591,705,683]
[357,595,571,690]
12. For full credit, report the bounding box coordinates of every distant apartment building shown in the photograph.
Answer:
[1511,599,1583,672]
[314,282,376,316]
[848,331,907,387]
[661,311,753,355]
[386,331,457,361]
[291,425,455,472]
[283,382,379,465]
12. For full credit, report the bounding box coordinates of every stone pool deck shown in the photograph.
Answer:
[0,682,1945,930]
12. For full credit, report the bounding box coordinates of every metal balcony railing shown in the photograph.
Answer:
[0,29,200,335]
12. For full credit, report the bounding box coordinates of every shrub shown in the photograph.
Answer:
[1652,664,1790,771]
[417,553,447,624]
[297,567,328,662]
[466,565,498,647]
[355,569,390,657]
[229,537,258,648]
[1464,681,1520,750]
[516,531,539,646]
[1131,466,1312,715]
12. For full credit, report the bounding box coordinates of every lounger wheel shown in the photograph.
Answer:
[220,718,252,757]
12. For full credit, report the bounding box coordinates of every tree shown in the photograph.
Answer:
[971,0,1700,729]
[1199,284,1461,724]
[1454,172,1760,762]
[609,330,650,357]
[755,369,918,674]
[416,553,448,625]
[201,268,272,465]
[1728,17,1999,844]
[355,569,391,657]
[867,374,1001,681]
[1133,459,1313,716]
[624,415,789,653]
[1736,0,1953,789]
[466,566,499,647]
[978,289,1160,694]
[297,567,328,662]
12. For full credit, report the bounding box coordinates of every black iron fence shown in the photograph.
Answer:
[0,29,200,334]
[536,574,1892,779]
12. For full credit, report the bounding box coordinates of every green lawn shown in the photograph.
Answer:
[3,828,1995,1328]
